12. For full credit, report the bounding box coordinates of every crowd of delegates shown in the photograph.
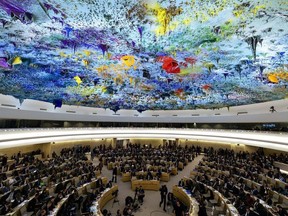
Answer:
[0,145,110,216]
[93,142,201,179]
[204,148,288,196]
[1,149,42,172]
[178,147,288,216]
[190,168,274,216]
[92,142,202,216]
[272,153,288,165]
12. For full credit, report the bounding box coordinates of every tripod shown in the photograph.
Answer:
[112,190,120,207]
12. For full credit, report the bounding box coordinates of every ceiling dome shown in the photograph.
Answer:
[0,0,287,112]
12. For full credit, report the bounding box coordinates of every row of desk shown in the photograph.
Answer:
[204,183,239,216]
[232,174,276,215]
[184,174,240,216]
[90,185,119,216]
[201,160,288,210]
[274,161,288,173]
[7,177,108,216]
[1,154,43,172]
[202,159,288,192]
[121,171,171,182]
[49,177,111,216]
[172,185,199,216]
[131,179,160,191]
[194,164,274,216]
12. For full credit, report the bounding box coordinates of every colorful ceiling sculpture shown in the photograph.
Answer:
[0,0,288,112]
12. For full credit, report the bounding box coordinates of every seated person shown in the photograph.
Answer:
[125,196,134,206]
[0,201,11,215]
[106,180,113,188]
[40,209,47,216]
[96,178,103,188]
[167,192,174,208]
[12,192,24,208]
[178,179,185,187]
[147,170,153,180]
[39,187,50,201]
[123,205,133,216]
[185,179,193,191]
[102,209,112,216]
[243,207,259,216]
[198,200,208,216]
[0,182,10,194]
[157,169,162,180]
[27,192,43,212]
[55,182,64,193]
[173,200,185,216]
[274,204,287,216]
[54,192,65,205]
[45,198,55,212]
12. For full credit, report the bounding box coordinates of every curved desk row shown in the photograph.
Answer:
[183,175,240,216]
[131,179,160,191]
[6,176,76,216]
[204,184,239,216]
[90,185,119,216]
[200,160,284,214]
[172,185,199,216]
[274,161,288,173]
[260,173,287,189]
[195,164,273,216]
[122,172,170,182]
[267,188,288,209]
[233,174,277,216]
[6,196,35,216]
[48,177,108,216]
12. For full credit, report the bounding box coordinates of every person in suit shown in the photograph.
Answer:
[112,166,118,183]
[159,185,168,211]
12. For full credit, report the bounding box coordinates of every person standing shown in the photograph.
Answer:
[159,185,168,211]
[1,154,8,172]
[98,161,103,174]
[112,166,118,183]
[138,186,145,204]
[116,209,122,216]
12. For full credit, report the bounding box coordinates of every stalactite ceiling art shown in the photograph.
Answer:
[0,0,287,111]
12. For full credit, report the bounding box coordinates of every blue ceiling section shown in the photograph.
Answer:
[0,0,287,111]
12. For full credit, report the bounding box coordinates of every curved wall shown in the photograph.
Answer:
[0,128,287,152]
[0,95,288,123]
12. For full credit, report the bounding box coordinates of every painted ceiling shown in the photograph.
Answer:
[0,0,287,112]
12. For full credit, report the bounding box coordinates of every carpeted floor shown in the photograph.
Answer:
[93,155,204,216]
